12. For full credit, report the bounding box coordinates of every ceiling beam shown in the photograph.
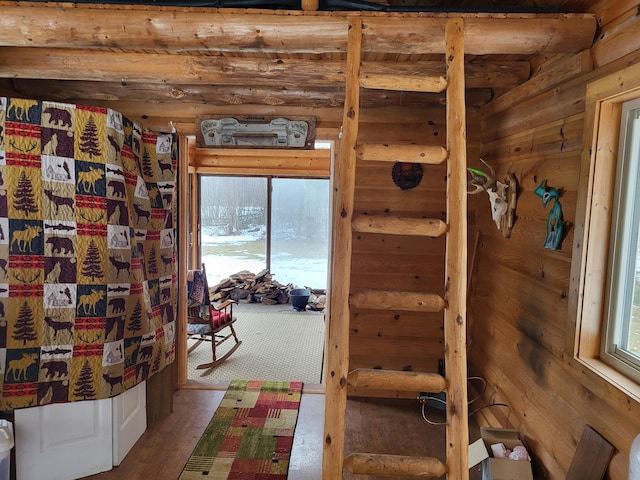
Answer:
[10,79,496,108]
[69,100,461,126]
[362,15,596,55]
[0,48,529,89]
[0,3,596,55]
[0,48,344,86]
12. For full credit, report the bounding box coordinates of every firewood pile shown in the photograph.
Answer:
[209,269,326,311]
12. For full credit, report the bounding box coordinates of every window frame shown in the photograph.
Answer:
[196,174,331,289]
[601,96,640,382]
[574,62,640,399]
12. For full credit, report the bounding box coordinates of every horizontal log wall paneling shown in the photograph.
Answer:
[480,113,585,161]
[474,252,567,357]
[351,250,445,279]
[346,99,479,373]
[350,311,444,339]
[349,175,447,367]
[469,1,640,478]
[349,336,444,372]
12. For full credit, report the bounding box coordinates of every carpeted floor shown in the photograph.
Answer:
[188,305,325,385]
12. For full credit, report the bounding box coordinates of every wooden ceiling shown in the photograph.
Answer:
[0,1,597,133]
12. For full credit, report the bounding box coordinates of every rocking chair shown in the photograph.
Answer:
[187,263,242,369]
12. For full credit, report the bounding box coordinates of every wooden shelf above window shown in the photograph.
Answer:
[191,147,331,177]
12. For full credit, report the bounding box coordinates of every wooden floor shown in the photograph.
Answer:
[343,397,483,480]
[83,388,324,480]
[83,388,483,479]
[84,389,228,480]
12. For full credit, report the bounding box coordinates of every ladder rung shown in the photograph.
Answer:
[357,143,448,164]
[344,453,447,478]
[350,289,446,312]
[360,72,448,93]
[352,214,448,237]
[347,368,447,392]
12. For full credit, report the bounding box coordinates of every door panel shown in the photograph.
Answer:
[112,381,146,465]
[14,382,147,478]
[14,398,113,480]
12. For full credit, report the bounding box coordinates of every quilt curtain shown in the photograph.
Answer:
[0,97,177,410]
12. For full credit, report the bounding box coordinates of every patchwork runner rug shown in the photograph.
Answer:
[180,379,303,480]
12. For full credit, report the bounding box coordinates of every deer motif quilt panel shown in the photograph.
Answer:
[0,97,177,410]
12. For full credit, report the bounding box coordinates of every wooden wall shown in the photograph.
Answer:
[468,1,640,478]
[347,107,481,376]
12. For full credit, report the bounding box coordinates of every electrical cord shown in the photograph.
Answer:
[418,375,510,426]
[420,396,447,426]
[420,397,511,426]
[467,376,486,405]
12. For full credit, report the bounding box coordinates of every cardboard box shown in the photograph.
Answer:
[468,428,533,480]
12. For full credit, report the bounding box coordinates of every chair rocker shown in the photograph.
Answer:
[187,263,242,369]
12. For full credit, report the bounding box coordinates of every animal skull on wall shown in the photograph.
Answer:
[467,159,517,238]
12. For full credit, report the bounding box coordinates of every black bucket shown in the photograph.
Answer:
[289,288,310,312]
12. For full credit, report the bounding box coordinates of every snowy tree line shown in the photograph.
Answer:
[200,176,329,241]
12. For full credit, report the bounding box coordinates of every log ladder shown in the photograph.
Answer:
[323,18,468,479]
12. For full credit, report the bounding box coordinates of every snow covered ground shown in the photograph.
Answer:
[201,229,329,290]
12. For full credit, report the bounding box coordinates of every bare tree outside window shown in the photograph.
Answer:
[200,175,329,290]
[200,177,268,284]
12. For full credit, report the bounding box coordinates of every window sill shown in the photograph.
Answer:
[575,356,640,404]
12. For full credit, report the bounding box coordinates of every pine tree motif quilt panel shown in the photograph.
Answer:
[0,97,177,410]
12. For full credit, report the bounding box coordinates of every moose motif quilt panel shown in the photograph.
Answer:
[0,97,177,410]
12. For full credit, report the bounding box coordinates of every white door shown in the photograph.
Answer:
[112,381,146,466]
[14,398,113,480]
[13,381,147,479]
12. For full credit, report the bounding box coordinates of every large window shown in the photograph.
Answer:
[200,176,268,284]
[271,178,330,289]
[603,97,640,381]
[576,63,640,395]
[199,176,329,289]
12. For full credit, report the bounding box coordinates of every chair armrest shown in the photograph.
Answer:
[209,299,237,329]
[212,299,238,311]
[212,299,236,321]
